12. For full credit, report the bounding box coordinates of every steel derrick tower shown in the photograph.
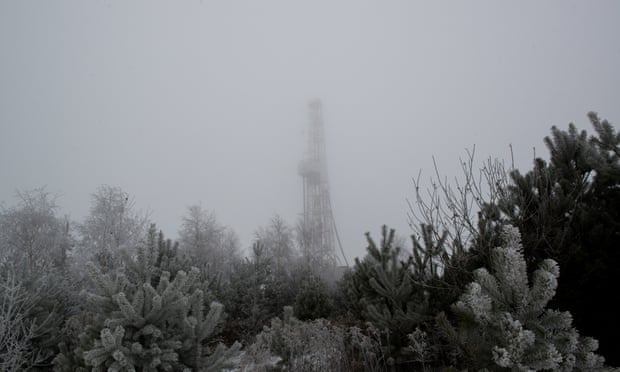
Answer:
[298,99,348,269]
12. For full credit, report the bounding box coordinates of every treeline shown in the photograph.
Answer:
[1,112,619,371]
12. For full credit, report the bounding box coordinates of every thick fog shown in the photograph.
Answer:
[1,1,619,262]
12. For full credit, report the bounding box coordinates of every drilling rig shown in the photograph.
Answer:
[298,99,348,272]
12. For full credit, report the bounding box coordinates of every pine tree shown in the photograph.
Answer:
[82,268,190,370]
[220,241,300,344]
[178,292,241,371]
[54,232,240,371]
[349,226,430,366]
[485,113,620,364]
[439,225,606,371]
[294,274,332,320]
[154,230,190,284]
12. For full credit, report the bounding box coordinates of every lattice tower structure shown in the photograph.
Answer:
[298,99,347,269]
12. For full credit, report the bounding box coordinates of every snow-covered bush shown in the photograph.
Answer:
[345,323,389,372]
[0,270,45,371]
[53,232,241,371]
[239,306,347,371]
[439,225,607,371]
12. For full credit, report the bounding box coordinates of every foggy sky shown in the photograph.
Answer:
[1,1,619,263]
